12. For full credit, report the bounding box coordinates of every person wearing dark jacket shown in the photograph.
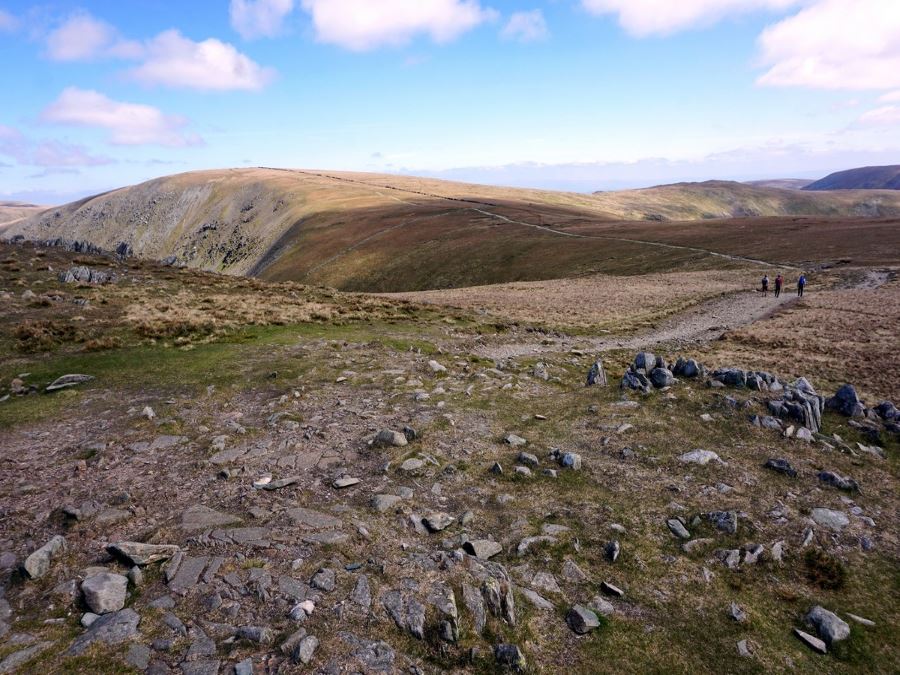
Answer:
[774,274,783,298]
[797,274,806,297]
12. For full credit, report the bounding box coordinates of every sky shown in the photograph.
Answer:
[1,0,899,202]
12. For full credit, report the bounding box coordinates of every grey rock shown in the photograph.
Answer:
[503,433,527,447]
[585,359,608,386]
[169,556,209,595]
[743,544,764,564]
[667,518,690,539]
[494,644,527,671]
[806,606,850,644]
[604,540,621,562]
[715,549,741,569]
[764,458,798,478]
[621,369,651,393]
[517,451,539,466]
[730,602,748,623]
[293,635,319,664]
[0,642,53,674]
[650,367,675,388]
[846,613,875,627]
[600,581,624,597]
[794,628,827,654]
[679,449,724,465]
[333,475,360,488]
[311,568,336,592]
[350,574,372,609]
[566,605,601,634]
[737,639,753,657]
[180,661,220,675]
[462,583,486,635]
[234,658,254,675]
[286,506,342,530]
[532,362,549,380]
[68,608,140,655]
[633,352,656,372]
[180,505,240,531]
[423,512,455,532]
[519,588,554,611]
[464,539,502,559]
[81,572,128,614]
[810,508,849,531]
[530,572,562,595]
[371,494,402,512]
[46,374,94,392]
[826,384,864,417]
[589,596,615,616]
[375,429,407,447]
[125,644,151,670]
[818,471,859,492]
[382,591,425,639]
[23,535,66,579]
[714,368,746,388]
[237,626,274,644]
[562,559,588,582]
[706,510,738,534]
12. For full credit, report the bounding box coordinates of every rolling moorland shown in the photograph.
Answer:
[0,169,898,674]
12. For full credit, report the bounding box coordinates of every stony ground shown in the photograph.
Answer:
[0,242,897,674]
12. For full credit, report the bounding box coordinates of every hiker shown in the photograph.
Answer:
[774,273,783,298]
[797,274,806,297]
[761,274,769,297]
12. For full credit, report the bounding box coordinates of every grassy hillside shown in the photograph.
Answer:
[0,200,47,228]
[805,165,900,191]
[5,169,900,292]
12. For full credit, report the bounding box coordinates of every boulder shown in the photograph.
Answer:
[566,605,601,634]
[23,535,66,579]
[810,508,849,531]
[464,540,502,559]
[585,360,608,386]
[633,352,656,372]
[374,430,407,447]
[650,368,675,388]
[826,384,865,417]
[621,369,651,393]
[764,458,798,478]
[705,511,738,534]
[806,606,850,644]
[68,609,140,655]
[817,471,859,492]
[107,542,180,566]
[82,572,128,614]
[679,449,724,466]
[494,644,526,671]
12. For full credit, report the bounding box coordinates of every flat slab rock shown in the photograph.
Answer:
[463,540,502,559]
[287,507,342,530]
[180,505,241,531]
[68,608,140,655]
[107,542,180,566]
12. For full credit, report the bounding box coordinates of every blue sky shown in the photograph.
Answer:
[1,0,899,202]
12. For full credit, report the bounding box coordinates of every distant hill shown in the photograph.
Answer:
[744,179,812,190]
[6,169,900,291]
[0,201,47,228]
[804,165,900,191]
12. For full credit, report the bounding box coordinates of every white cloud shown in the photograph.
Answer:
[41,88,202,147]
[880,90,900,103]
[45,12,141,61]
[501,10,548,43]
[0,124,114,167]
[231,0,295,39]
[757,0,900,89]
[127,30,275,90]
[857,105,900,127]
[300,0,497,51]
[581,0,800,37]
[0,8,19,32]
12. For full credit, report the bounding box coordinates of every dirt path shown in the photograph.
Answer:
[475,269,894,361]
[475,287,799,360]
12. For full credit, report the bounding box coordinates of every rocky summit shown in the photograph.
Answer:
[0,239,896,674]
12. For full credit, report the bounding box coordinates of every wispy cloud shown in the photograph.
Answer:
[501,10,548,43]
[0,8,19,32]
[45,11,141,61]
[41,88,203,147]
[300,0,498,51]
[230,0,295,39]
[0,124,114,168]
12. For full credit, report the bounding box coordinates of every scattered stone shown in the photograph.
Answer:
[705,510,738,534]
[806,606,850,644]
[566,605,601,634]
[532,362,549,380]
[795,427,813,442]
[519,588,554,611]
[667,519,690,539]
[375,429,408,447]
[604,540,621,562]
[23,535,66,579]
[846,613,875,627]
[585,360,607,386]
[107,542,179,566]
[826,384,864,417]
[0,642,53,673]
[464,540,503,559]
[237,626,275,644]
[125,643,151,671]
[311,568,336,592]
[650,367,675,388]
[794,628,827,654]
[489,462,503,475]
[81,572,128,614]
[679,449,724,465]
[730,602,748,623]
[424,512,455,532]
[600,581,624,597]
[428,360,447,374]
[333,475,361,489]
[764,458,798,478]
[494,644,526,671]
[818,471,859,492]
[810,508,849,532]
[517,451,539,466]
[46,374,94,392]
[68,609,140,655]
[293,635,319,664]
[371,494,402,512]
[715,549,741,569]
[743,544,764,564]
[180,505,240,531]
[399,458,425,472]
[737,639,753,658]
[503,433,527,447]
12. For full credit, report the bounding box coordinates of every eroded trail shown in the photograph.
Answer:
[474,269,893,361]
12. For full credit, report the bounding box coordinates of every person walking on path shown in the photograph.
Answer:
[797,274,806,297]
[774,274,783,298]
[761,274,769,297]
